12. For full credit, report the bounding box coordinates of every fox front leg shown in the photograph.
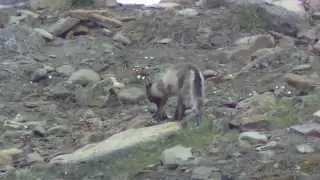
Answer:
[153,96,169,121]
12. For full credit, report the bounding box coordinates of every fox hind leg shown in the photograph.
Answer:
[174,92,187,121]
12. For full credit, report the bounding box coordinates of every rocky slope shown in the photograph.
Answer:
[0,0,320,179]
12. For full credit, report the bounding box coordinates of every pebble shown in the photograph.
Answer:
[157,38,172,44]
[31,68,48,82]
[178,8,199,17]
[162,145,193,169]
[32,125,46,137]
[296,144,315,154]
[56,65,75,77]
[239,131,268,145]
[34,28,54,40]
[48,125,69,137]
[67,69,101,86]
[113,32,131,45]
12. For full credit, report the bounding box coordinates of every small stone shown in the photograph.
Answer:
[32,125,46,137]
[19,10,40,19]
[118,87,145,104]
[3,120,25,130]
[239,131,268,145]
[296,144,315,154]
[191,166,216,180]
[202,69,217,79]
[231,34,275,60]
[313,110,320,118]
[23,101,38,108]
[157,38,172,44]
[102,28,113,36]
[34,28,54,40]
[113,32,131,45]
[256,140,278,151]
[48,125,69,137]
[56,65,75,77]
[67,69,100,86]
[48,54,56,58]
[31,68,48,82]
[291,64,312,72]
[162,145,193,169]
[27,152,44,164]
[149,2,180,9]
[43,65,55,73]
[289,123,320,137]
[178,8,199,17]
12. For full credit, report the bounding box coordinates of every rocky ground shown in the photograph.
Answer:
[1,0,320,179]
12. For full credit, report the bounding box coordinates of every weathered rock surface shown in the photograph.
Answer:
[67,69,101,86]
[162,145,193,169]
[50,122,181,164]
[230,0,308,36]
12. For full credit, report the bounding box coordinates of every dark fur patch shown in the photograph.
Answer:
[147,94,162,108]
[193,70,203,98]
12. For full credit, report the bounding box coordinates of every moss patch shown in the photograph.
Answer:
[255,92,320,128]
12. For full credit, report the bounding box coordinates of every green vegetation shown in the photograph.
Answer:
[5,116,237,180]
[255,92,320,128]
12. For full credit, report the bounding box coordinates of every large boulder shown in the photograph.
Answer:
[228,0,309,37]
[50,122,181,164]
[0,25,46,55]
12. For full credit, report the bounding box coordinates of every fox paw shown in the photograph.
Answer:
[152,112,168,121]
